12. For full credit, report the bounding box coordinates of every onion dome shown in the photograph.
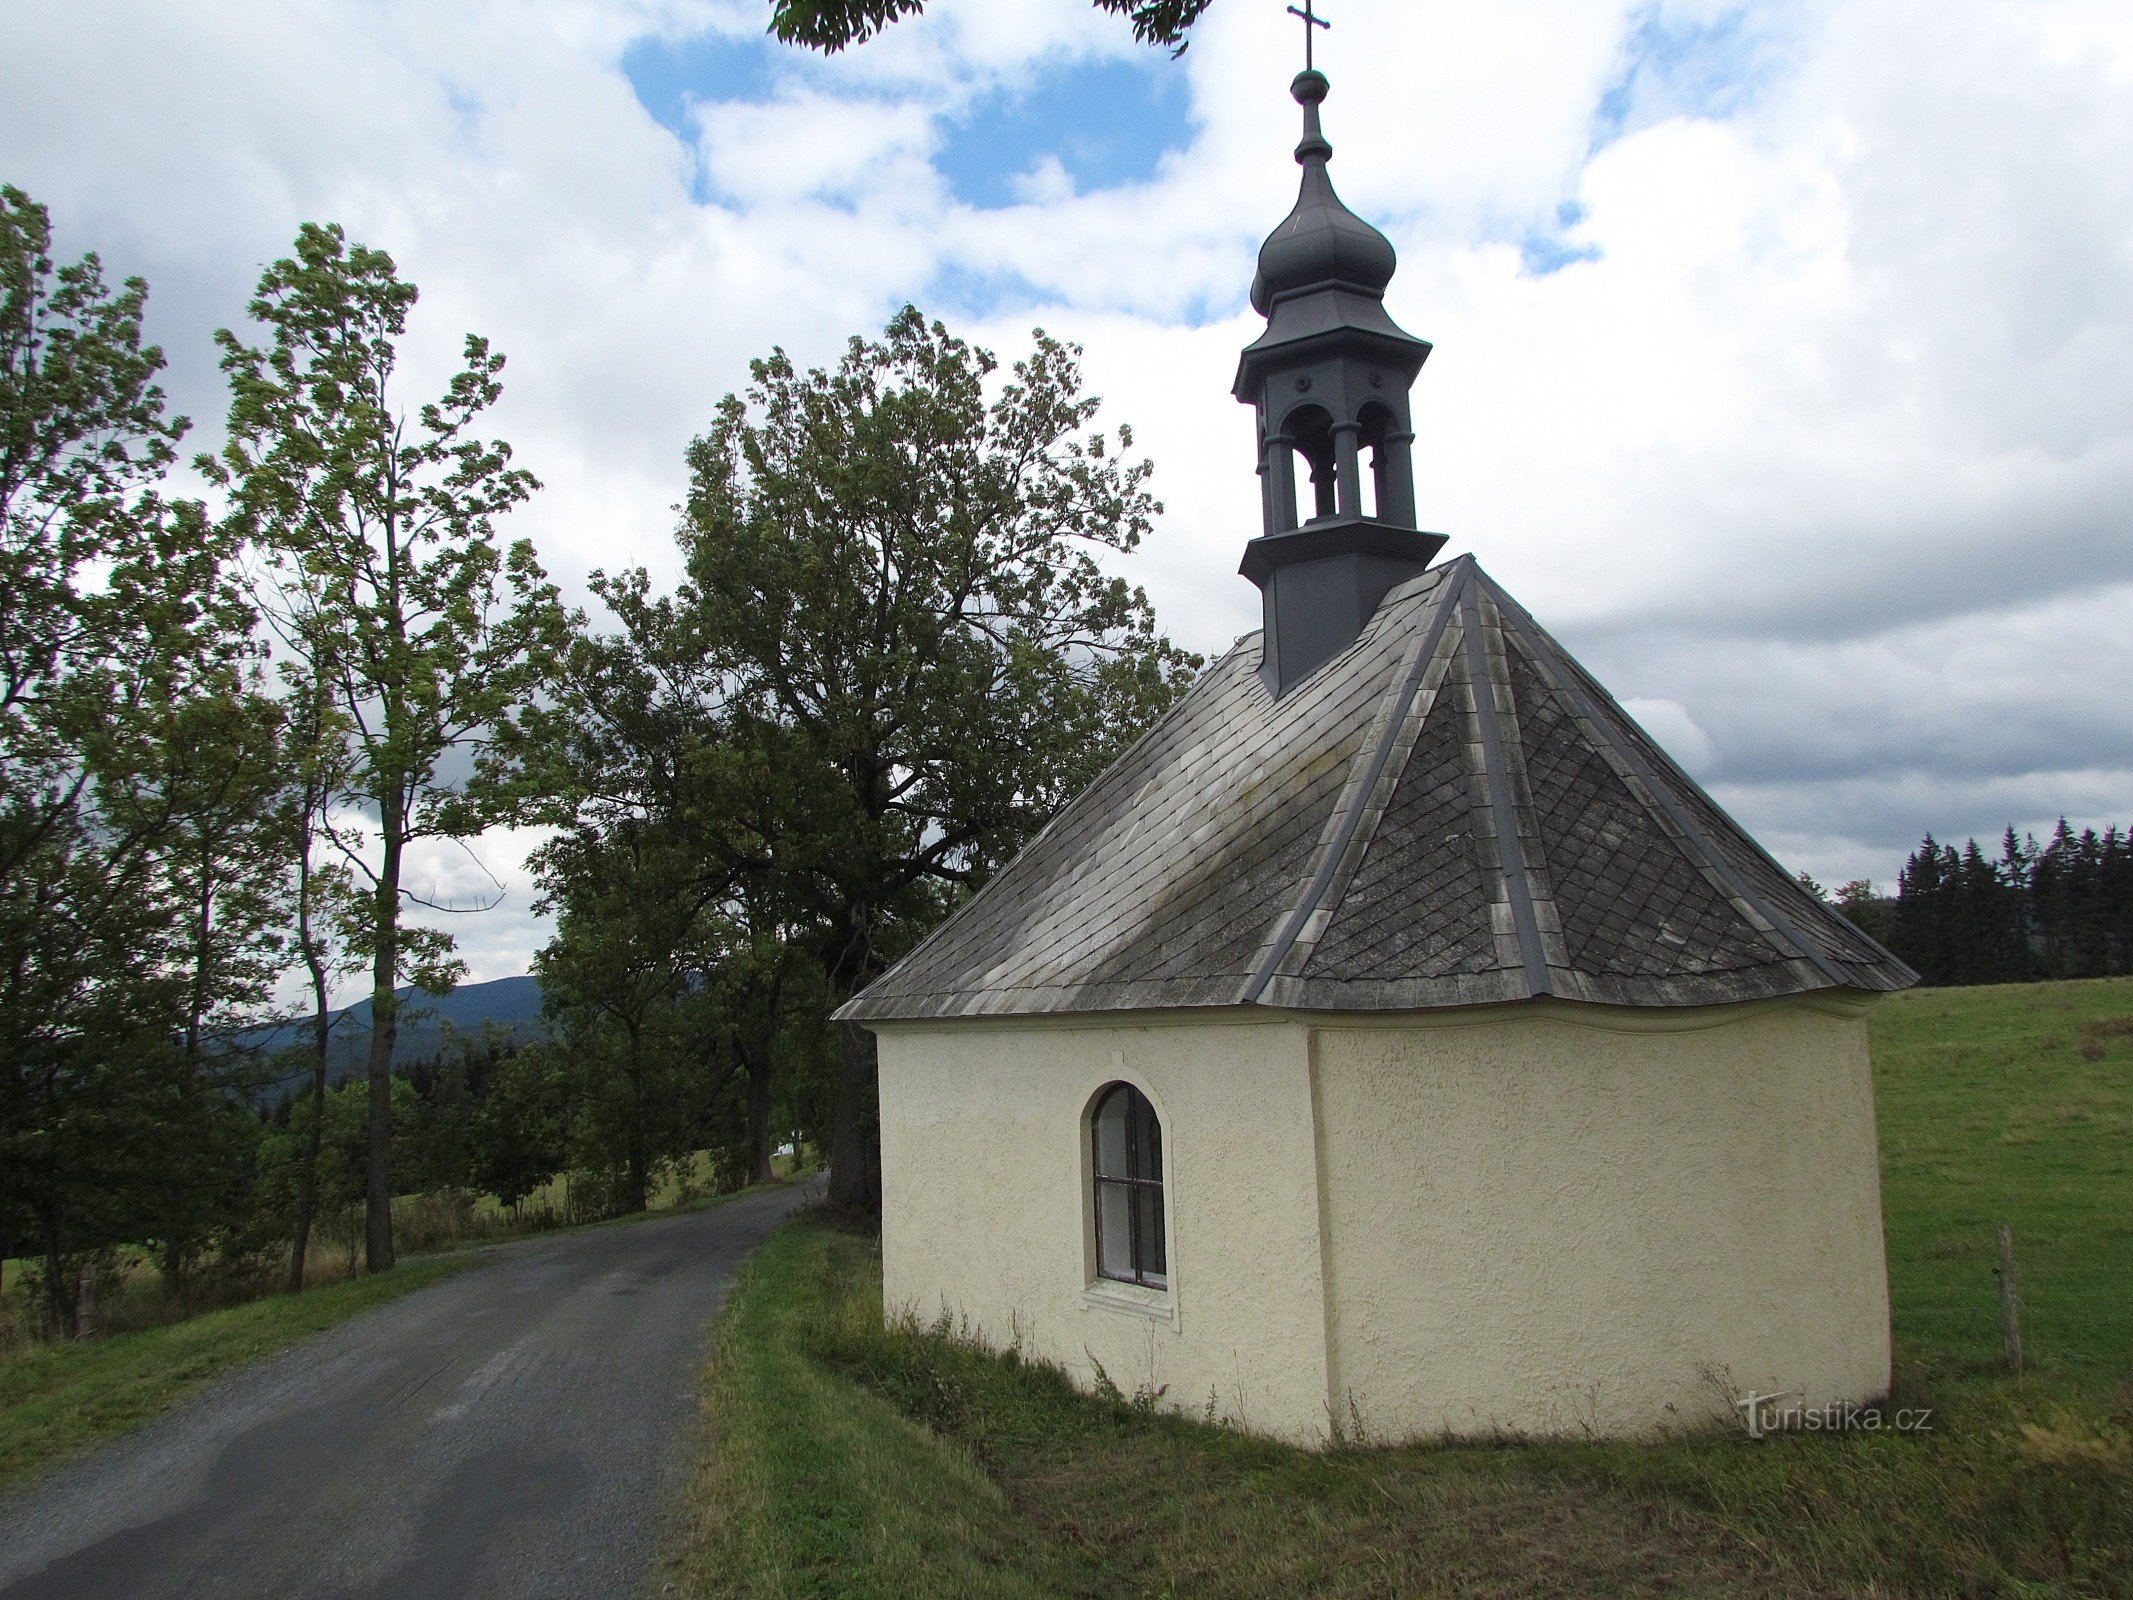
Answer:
[1250,70,1399,315]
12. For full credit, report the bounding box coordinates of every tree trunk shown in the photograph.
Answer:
[746,1048,775,1186]
[40,1209,72,1340]
[624,1021,650,1212]
[827,1020,880,1216]
[287,960,333,1293]
[165,844,216,1305]
[74,1263,98,1340]
[364,819,403,1272]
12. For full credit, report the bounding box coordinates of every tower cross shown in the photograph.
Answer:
[1286,0,1330,71]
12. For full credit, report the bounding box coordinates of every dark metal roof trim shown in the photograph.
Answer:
[1463,583,1553,996]
[1239,559,1469,1002]
[1237,516,1449,588]
[1492,595,1855,991]
[830,634,1253,1023]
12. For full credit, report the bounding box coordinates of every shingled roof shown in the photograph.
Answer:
[840,556,1915,1023]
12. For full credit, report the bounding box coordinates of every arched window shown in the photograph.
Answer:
[1358,401,1394,519]
[1285,403,1337,523]
[1091,1083,1166,1288]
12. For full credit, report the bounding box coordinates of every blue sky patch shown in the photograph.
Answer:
[934,58,1193,210]
[625,32,1192,213]
[1591,3,1778,151]
[920,260,1062,323]
[623,31,778,145]
[1520,198,1601,275]
[1521,232,1601,276]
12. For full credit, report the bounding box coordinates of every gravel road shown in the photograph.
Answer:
[0,1179,820,1599]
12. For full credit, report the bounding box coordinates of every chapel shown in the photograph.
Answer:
[837,56,1915,1445]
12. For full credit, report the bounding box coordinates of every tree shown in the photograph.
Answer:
[0,185,251,1333]
[1890,834,1954,983]
[769,0,1212,53]
[206,223,568,1270]
[1,183,195,894]
[675,306,1199,1212]
[275,642,364,1292]
[523,565,838,1197]
[1947,836,2025,986]
[471,1041,571,1215]
[1832,880,1893,947]
[533,818,729,1211]
[133,674,293,1299]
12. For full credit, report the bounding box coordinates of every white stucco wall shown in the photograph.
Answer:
[1311,995,1893,1441]
[872,993,1891,1448]
[873,1014,1338,1443]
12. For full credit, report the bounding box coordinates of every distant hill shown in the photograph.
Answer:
[247,975,546,1093]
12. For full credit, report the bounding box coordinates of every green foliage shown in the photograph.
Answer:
[205,220,569,1268]
[1833,877,1893,945]
[678,305,1198,946]
[531,820,736,1208]
[686,306,1201,1208]
[767,0,1213,53]
[470,1041,573,1211]
[0,185,282,1334]
[526,305,1199,1217]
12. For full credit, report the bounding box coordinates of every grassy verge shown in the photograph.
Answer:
[0,1254,474,1497]
[670,979,2133,1599]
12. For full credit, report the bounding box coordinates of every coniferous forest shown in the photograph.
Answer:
[1861,821,2133,989]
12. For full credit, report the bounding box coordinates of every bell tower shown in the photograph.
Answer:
[1236,57,1446,694]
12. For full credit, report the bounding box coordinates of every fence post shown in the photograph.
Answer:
[1994,1224,2024,1374]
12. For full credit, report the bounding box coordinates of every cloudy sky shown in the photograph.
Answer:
[7,0,2130,991]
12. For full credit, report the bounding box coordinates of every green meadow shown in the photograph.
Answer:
[670,978,2133,1599]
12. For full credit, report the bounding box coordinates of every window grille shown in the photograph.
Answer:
[1091,1083,1166,1288]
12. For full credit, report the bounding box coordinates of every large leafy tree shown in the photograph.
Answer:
[0,183,200,893]
[532,817,731,1210]
[207,223,568,1270]
[0,185,259,1332]
[132,669,294,1299]
[525,563,829,1200]
[676,306,1198,1212]
[769,0,1213,52]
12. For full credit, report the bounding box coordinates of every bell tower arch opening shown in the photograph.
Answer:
[1233,66,1448,695]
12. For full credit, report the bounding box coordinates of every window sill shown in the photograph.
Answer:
[1081,1279,1177,1325]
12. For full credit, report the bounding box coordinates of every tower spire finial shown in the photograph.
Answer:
[1286,1,1330,71]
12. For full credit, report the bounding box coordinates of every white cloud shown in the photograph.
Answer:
[696,92,941,202]
[1620,698,1717,775]
[1009,154,1075,205]
[6,0,2129,979]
